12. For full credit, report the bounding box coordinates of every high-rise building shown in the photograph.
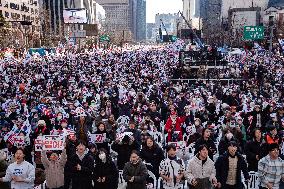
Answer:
[131,0,146,41]
[41,0,96,35]
[0,0,41,47]
[155,13,180,35]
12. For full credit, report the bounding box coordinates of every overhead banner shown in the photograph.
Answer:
[63,9,87,24]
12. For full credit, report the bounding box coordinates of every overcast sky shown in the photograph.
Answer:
[146,0,183,23]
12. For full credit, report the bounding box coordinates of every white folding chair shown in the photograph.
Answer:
[247,171,259,189]
[147,170,157,189]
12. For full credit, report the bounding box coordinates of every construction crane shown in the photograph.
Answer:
[178,10,204,48]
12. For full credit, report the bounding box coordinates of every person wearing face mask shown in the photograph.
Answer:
[123,150,148,189]
[215,141,249,189]
[159,144,185,189]
[0,148,35,189]
[41,147,67,189]
[218,129,239,156]
[70,140,94,189]
[93,148,118,189]
[194,128,217,160]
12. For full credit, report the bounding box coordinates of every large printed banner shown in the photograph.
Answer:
[90,133,106,143]
[42,135,65,151]
[34,135,65,151]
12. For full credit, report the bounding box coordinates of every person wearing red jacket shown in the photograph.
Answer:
[165,111,185,142]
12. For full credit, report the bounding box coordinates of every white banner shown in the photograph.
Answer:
[90,133,106,143]
[42,135,65,151]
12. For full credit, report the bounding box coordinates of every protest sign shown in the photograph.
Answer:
[42,135,65,151]
[90,133,106,143]
[34,136,43,151]
[13,136,26,147]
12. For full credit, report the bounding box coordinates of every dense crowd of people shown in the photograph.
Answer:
[0,40,283,189]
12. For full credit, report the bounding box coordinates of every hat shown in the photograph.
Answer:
[267,125,276,131]
[38,120,46,126]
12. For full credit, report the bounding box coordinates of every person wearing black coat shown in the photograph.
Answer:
[244,129,264,171]
[64,135,78,189]
[93,148,118,189]
[94,122,111,152]
[111,135,140,170]
[70,141,94,189]
[140,136,164,178]
[123,151,148,189]
[194,128,217,160]
[215,141,249,189]
[124,121,142,148]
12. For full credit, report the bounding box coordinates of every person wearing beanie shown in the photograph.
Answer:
[258,143,284,189]
[215,141,249,189]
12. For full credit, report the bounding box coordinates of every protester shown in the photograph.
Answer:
[215,141,249,189]
[244,128,264,171]
[140,136,165,178]
[258,143,284,189]
[0,148,35,189]
[123,150,148,189]
[70,140,94,189]
[93,148,118,189]
[194,128,217,160]
[159,144,185,189]
[186,144,217,189]
[41,147,67,189]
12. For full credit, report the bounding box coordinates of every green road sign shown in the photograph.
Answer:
[243,26,264,40]
[99,35,110,42]
[171,35,177,42]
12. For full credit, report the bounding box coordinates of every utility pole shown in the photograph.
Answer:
[269,16,274,55]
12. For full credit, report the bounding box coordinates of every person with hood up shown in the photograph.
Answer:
[70,140,94,189]
[41,146,67,189]
[93,148,118,189]
[123,150,148,189]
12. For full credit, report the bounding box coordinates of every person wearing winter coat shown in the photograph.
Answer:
[244,128,264,171]
[93,148,118,189]
[164,111,185,142]
[186,145,218,189]
[94,122,111,152]
[140,136,164,178]
[0,148,35,189]
[111,135,140,170]
[194,128,217,160]
[41,148,67,189]
[0,150,9,189]
[159,144,185,189]
[70,140,94,189]
[123,150,148,189]
[215,141,249,189]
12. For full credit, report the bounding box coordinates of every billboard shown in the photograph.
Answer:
[63,9,87,24]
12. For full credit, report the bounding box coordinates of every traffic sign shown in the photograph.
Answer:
[69,30,86,38]
[99,35,110,42]
[243,26,264,40]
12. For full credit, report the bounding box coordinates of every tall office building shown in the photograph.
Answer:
[132,0,146,41]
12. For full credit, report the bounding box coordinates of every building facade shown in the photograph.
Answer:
[0,0,40,47]
[134,0,146,41]
[155,13,180,35]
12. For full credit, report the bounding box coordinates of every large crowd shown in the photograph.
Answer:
[0,40,283,189]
